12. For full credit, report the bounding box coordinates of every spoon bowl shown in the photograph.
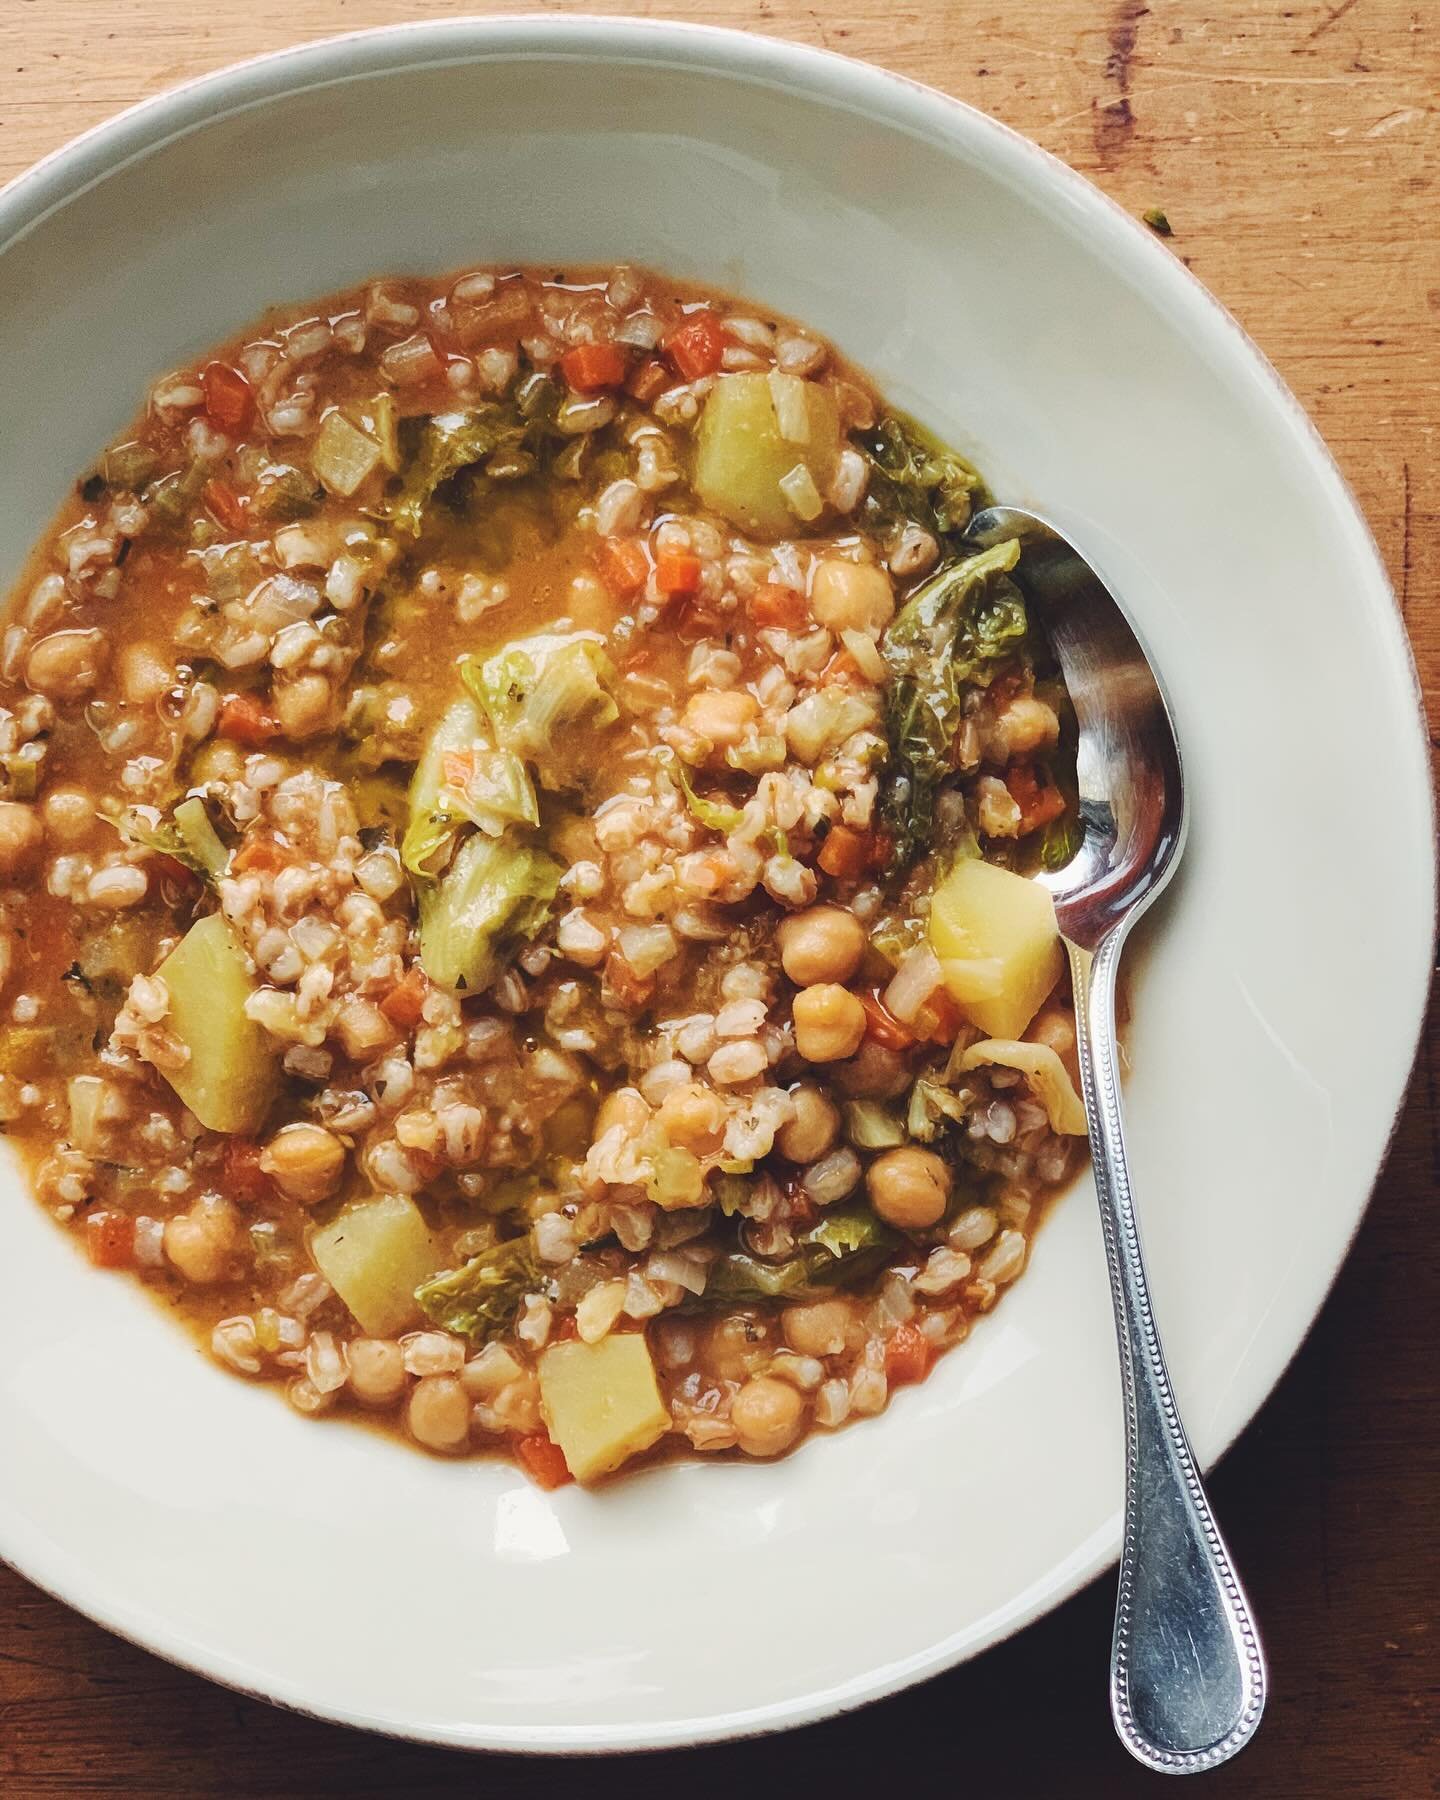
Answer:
[967,504,1268,1773]
[966,505,1186,947]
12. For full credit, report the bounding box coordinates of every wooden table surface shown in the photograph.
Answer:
[0,1,1435,1793]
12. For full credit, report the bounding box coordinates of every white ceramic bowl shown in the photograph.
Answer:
[0,18,1430,1754]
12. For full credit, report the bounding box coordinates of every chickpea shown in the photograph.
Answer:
[489,1371,543,1435]
[731,1375,806,1458]
[1029,1006,1076,1060]
[25,629,107,701]
[595,1085,650,1138]
[810,558,894,635]
[834,1041,910,1100]
[348,1338,407,1407]
[42,788,92,844]
[274,673,336,741]
[259,1122,346,1205]
[116,641,174,706]
[704,1311,774,1384]
[990,693,1060,760]
[792,984,866,1063]
[407,1374,471,1453]
[163,1195,240,1285]
[188,740,245,787]
[682,687,759,751]
[776,1082,840,1163]
[0,802,43,878]
[782,1297,856,1359]
[776,905,866,986]
[867,1146,951,1230]
[657,1080,727,1151]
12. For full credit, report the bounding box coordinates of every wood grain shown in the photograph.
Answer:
[0,2,1435,1793]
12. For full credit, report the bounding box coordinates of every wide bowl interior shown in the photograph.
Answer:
[0,20,1429,1752]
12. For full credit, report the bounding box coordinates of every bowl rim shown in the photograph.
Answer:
[0,12,1432,1756]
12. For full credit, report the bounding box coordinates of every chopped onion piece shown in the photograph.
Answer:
[840,628,886,681]
[768,371,812,444]
[883,944,945,1024]
[779,463,824,523]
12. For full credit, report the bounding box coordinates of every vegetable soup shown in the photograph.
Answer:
[0,266,1087,1484]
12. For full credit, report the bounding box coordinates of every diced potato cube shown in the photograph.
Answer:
[693,373,840,539]
[155,914,279,1134]
[537,1333,669,1484]
[928,858,1063,1039]
[958,1039,1088,1136]
[309,1195,443,1336]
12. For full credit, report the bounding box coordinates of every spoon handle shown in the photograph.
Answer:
[1067,935,1267,1773]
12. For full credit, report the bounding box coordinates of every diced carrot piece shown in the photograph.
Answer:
[594,536,650,600]
[223,1138,273,1205]
[232,836,285,875]
[150,854,198,890]
[202,361,254,433]
[603,947,655,1011]
[626,358,669,404]
[202,477,248,534]
[86,1211,136,1270]
[824,648,867,685]
[748,585,809,630]
[560,342,628,393]
[861,990,915,1051]
[516,1432,574,1490]
[441,749,476,791]
[217,692,280,747]
[916,987,963,1045]
[885,1321,930,1387]
[663,311,727,380]
[1006,764,1068,834]
[379,967,431,1030]
[817,825,869,881]
[654,553,702,599]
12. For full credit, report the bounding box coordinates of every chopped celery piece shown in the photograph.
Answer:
[312,410,383,497]
[101,803,215,883]
[693,372,840,539]
[154,914,280,1133]
[103,440,159,491]
[310,1195,443,1336]
[252,463,323,521]
[538,1334,669,1483]
[418,830,561,992]
[843,1099,907,1149]
[667,752,742,834]
[173,796,229,879]
[461,631,617,788]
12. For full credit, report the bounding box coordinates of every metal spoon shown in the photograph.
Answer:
[965,505,1267,1773]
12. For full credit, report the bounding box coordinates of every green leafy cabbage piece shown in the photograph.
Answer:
[414,1236,543,1342]
[389,407,529,537]
[402,695,539,878]
[461,631,617,789]
[857,413,985,547]
[666,752,743,835]
[880,539,1029,865]
[698,1206,899,1308]
[418,828,561,992]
